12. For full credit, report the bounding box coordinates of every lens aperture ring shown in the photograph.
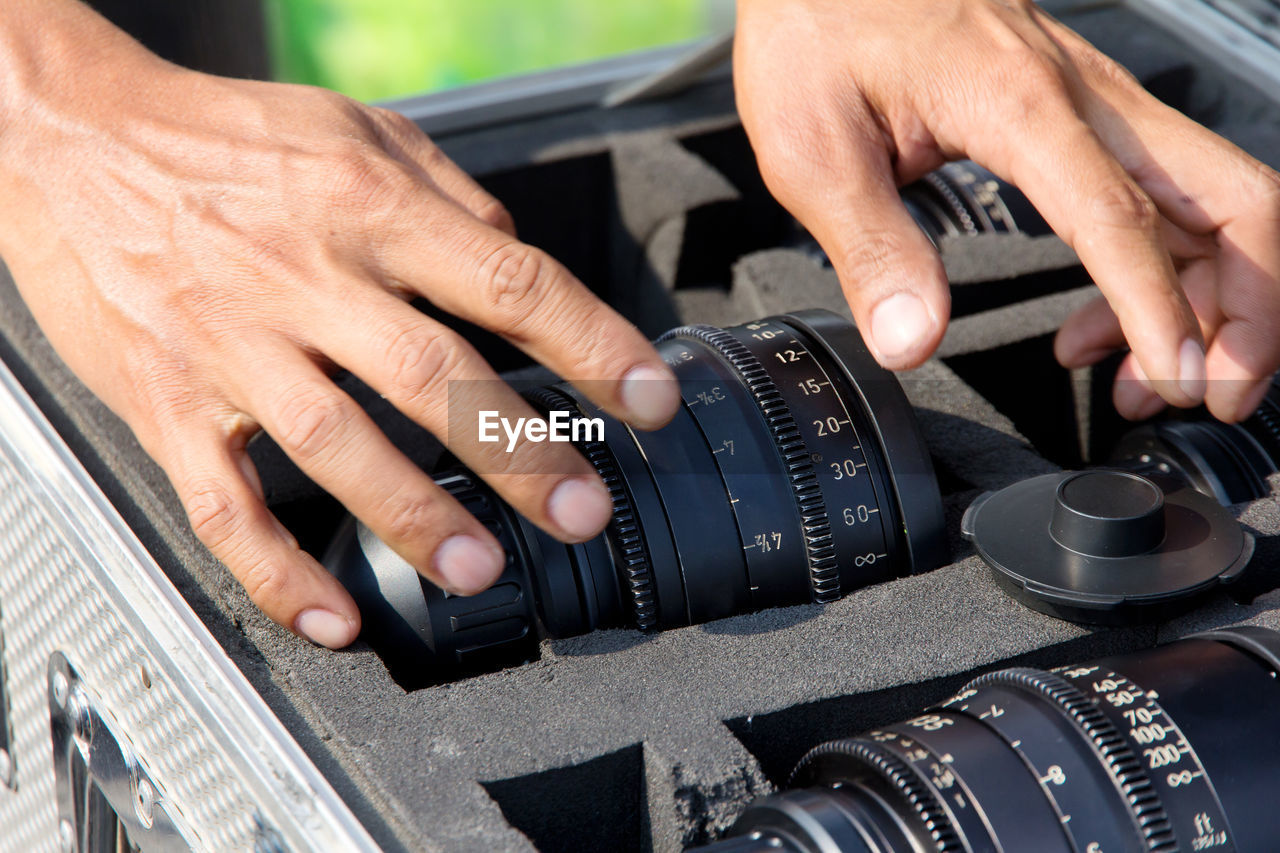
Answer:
[659,324,839,601]
[522,386,658,629]
[791,738,964,852]
[866,721,1003,851]
[959,668,1176,851]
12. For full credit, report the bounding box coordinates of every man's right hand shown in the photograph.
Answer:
[0,0,679,648]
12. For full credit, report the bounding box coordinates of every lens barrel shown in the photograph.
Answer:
[323,310,946,683]
[900,161,1050,246]
[699,626,1280,852]
[1111,377,1280,506]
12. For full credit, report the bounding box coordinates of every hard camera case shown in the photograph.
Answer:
[1,1,1280,850]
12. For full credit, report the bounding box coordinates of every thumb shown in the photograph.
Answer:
[755,128,950,369]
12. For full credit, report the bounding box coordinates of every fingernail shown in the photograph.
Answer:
[295,609,358,649]
[621,364,680,428]
[548,476,612,540]
[1178,338,1207,403]
[434,535,504,595]
[870,293,932,362]
[1115,379,1166,421]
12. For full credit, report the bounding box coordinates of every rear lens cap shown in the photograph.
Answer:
[961,470,1254,624]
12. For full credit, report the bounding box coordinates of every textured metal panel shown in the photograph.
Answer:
[0,357,378,852]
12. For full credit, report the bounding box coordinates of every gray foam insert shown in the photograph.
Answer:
[0,5,1278,850]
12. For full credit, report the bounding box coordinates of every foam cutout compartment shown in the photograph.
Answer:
[1,5,1279,850]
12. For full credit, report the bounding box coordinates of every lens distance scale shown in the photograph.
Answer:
[702,628,1280,853]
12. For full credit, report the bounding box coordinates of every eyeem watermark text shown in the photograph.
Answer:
[478,410,604,452]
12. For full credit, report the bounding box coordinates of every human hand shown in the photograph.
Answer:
[0,1,679,647]
[734,0,1280,422]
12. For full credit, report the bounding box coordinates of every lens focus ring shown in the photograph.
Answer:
[660,324,840,602]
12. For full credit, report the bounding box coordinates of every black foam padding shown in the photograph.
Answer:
[1,7,1278,851]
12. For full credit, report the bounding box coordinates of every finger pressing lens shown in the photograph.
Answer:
[370,199,680,429]
[747,108,949,369]
[1114,353,1168,421]
[301,291,614,543]
[228,342,506,594]
[961,82,1204,407]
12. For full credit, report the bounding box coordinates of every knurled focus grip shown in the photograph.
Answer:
[321,470,541,686]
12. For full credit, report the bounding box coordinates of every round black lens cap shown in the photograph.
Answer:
[961,470,1255,625]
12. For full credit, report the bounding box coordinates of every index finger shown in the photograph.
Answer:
[960,78,1205,408]
[371,193,681,431]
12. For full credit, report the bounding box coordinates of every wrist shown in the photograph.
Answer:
[0,1,163,145]
[0,1,175,250]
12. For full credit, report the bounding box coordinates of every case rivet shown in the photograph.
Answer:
[51,672,68,709]
[136,777,155,827]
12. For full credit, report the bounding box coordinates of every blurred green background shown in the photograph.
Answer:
[264,0,733,103]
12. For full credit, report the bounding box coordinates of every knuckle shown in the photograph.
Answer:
[325,147,408,208]
[132,371,198,424]
[1074,47,1142,91]
[748,122,825,204]
[838,231,912,284]
[993,60,1068,129]
[384,324,458,402]
[376,107,422,138]
[475,243,555,331]
[380,491,441,546]
[558,306,632,377]
[473,196,516,233]
[183,479,242,551]
[1088,181,1159,231]
[1246,165,1280,224]
[237,556,292,605]
[273,385,354,461]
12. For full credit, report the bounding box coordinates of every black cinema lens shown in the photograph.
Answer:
[324,310,946,683]
[1111,376,1280,506]
[787,161,1051,264]
[900,161,1050,246]
[698,627,1280,853]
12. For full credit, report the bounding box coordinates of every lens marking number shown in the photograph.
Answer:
[814,416,850,436]
[843,504,876,526]
[831,458,865,479]
[798,378,828,396]
[1145,744,1185,769]
[745,532,783,553]
[1041,765,1067,786]
[1131,723,1169,744]
[1063,667,1235,852]
[692,386,726,407]
[906,714,954,732]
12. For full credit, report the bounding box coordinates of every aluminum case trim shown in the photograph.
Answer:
[0,353,378,851]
